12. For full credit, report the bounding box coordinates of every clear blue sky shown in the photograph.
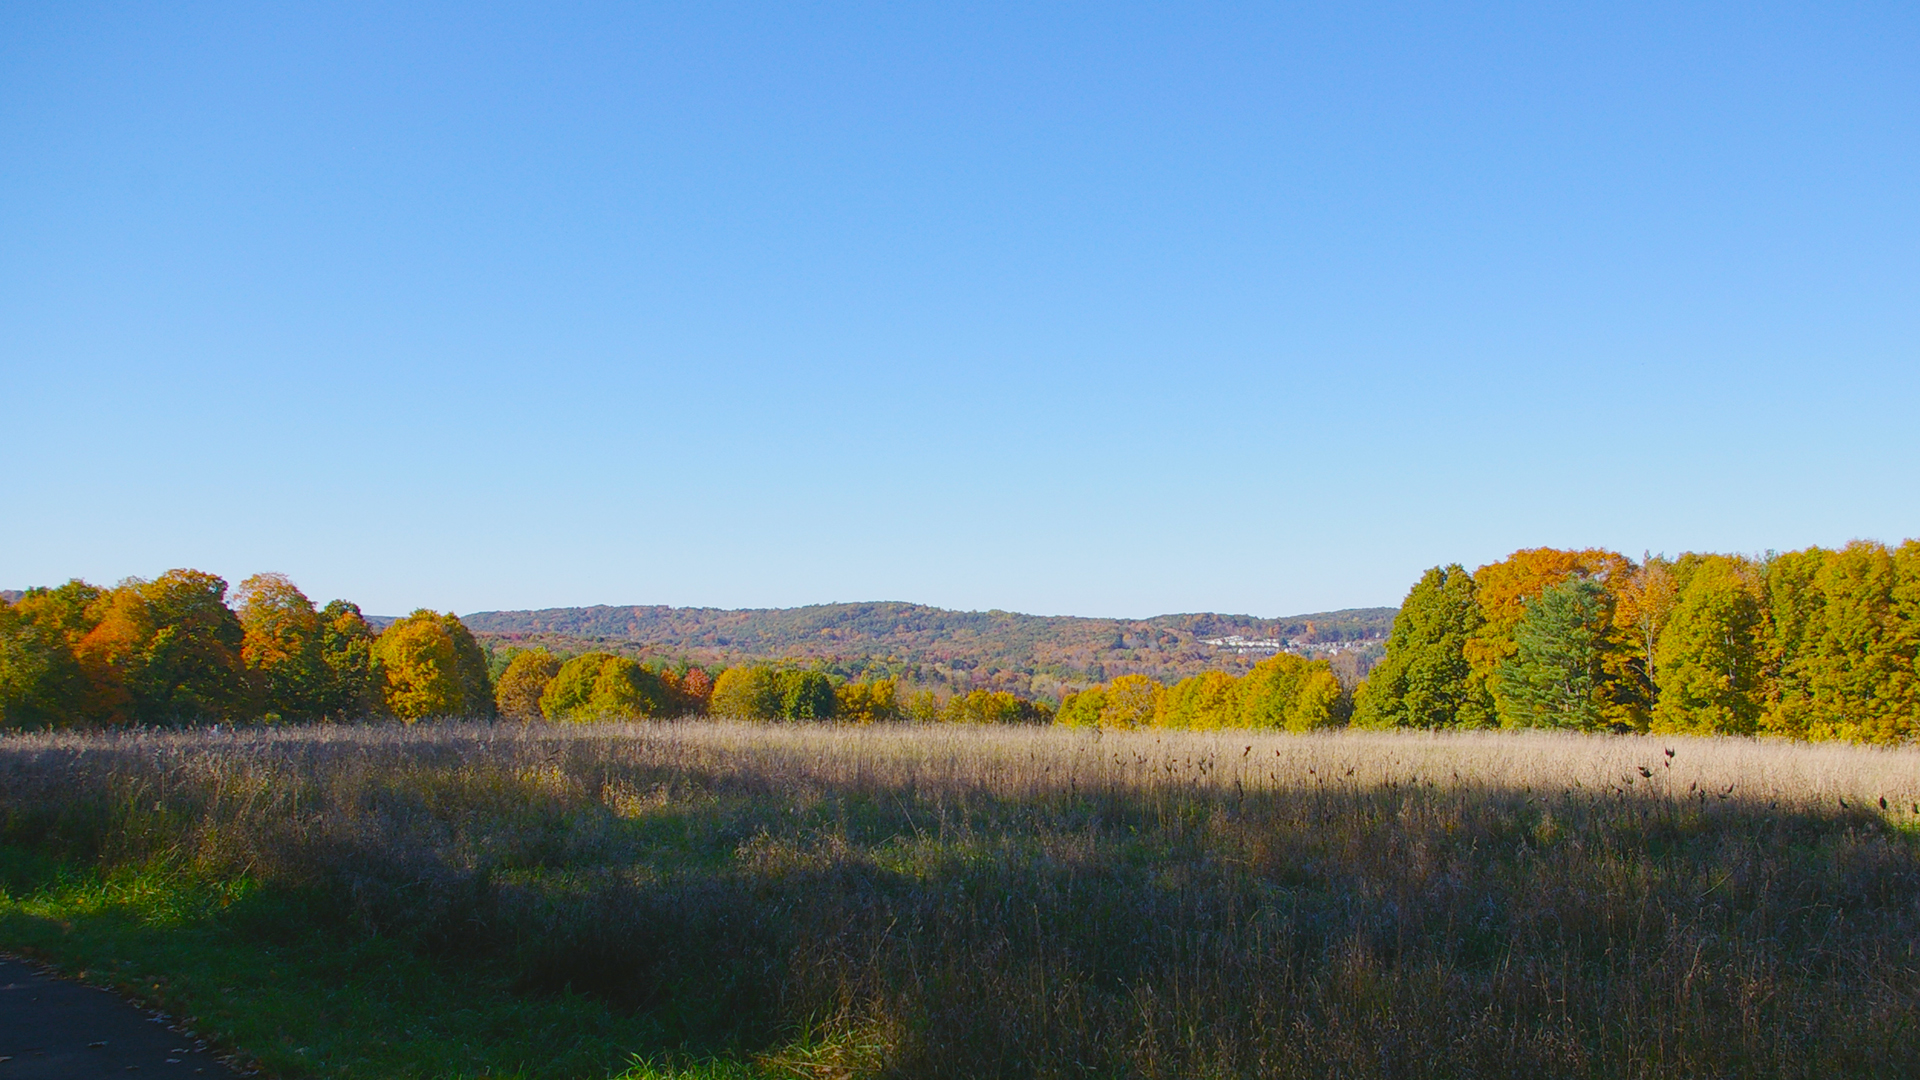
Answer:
[4,2,1916,619]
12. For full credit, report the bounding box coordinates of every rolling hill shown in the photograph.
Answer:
[462,601,1396,699]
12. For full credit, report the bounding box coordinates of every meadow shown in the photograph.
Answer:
[2,721,1917,1079]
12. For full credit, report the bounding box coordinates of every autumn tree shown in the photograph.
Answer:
[707,665,838,721]
[1353,565,1491,729]
[1285,667,1348,730]
[67,571,248,725]
[835,677,900,723]
[677,666,714,715]
[1758,546,1829,738]
[236,573,328,721]
[495,647,562,721]
[1465,548,1644,725]
[711,665,781,720]
[1057,656,1347,732]
[1613,556,1676,718]
[374,610,494,721]
[1763,541,1918,743]
[1159,670,1238,730]
[70,585,149,723]
[1099,673,1160,729]
[902,688,942,723]
[1237,653,1349,731]
[943,688,1048,724]
[1651,555,1764,735]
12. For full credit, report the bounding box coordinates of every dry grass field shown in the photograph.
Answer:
[3,721,1918,1079]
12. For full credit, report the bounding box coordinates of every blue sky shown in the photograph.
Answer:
[3,2,1916,619]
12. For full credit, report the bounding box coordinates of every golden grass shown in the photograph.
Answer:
[4,720,1918,1079]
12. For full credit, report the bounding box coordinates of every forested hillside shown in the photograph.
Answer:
[462,602,1394,699]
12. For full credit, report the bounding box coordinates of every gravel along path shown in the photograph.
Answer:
[0,958,241,1078]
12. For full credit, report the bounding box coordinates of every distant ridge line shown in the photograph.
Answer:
[460,600,1396,640]
[459,601,1396,694]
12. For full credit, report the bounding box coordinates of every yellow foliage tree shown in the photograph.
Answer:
[834,678,899,724]
[1284,668,1347,731]
[1099,674,1160,730]
[0,581,97,727]
[374,610,494,721]
[1651,555,1764,735]
[710,665,781,720]
[495,648,562,721]
[942,688,1046,724]
[1158,670,1238,730]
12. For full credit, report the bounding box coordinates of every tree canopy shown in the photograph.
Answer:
[1353,565,1490,729]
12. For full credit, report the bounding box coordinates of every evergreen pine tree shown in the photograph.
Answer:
[1498,576,1610,730]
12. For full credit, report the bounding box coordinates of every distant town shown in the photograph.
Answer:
[1200,635,1386,658]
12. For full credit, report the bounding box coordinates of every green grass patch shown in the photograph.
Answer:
[0,847,780,1080]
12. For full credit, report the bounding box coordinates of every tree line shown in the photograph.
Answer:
[0,571,498,725]
[493,648,1050,725]
[7,541,1916,742]
[1052,652,1349,731]
[1351,541,1920,743]
[0,570,1056,728]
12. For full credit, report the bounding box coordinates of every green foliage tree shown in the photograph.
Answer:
[495,648,563,721]
[1651,555,1764,735]
[316,600,380,718]
[0,583,95,727]
[1055,686,1106,728]
[541,652,665,721]
[1497,576,1612,730]
[136,570,250,723]
[776,670,836,721]
[1353,565,1491,729]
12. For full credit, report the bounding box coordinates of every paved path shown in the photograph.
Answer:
[0,958,241,1079]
